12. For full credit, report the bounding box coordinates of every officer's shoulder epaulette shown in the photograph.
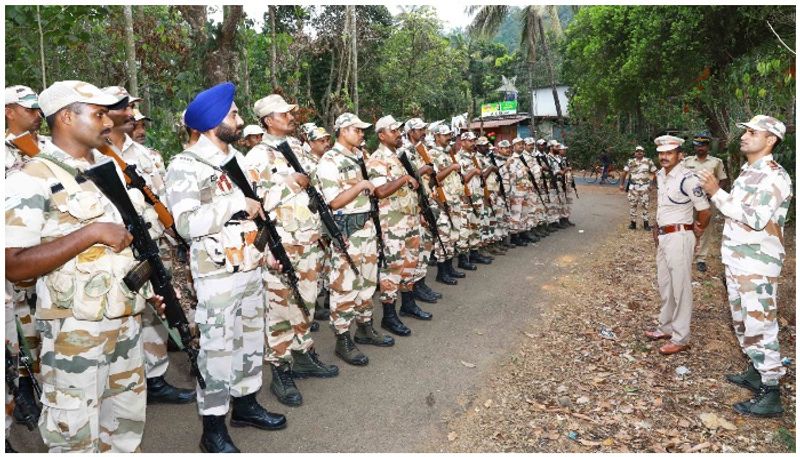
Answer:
[767,160,782,171]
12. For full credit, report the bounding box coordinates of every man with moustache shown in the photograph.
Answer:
[306,126,335,323]
[102,85,195,405]
[496,140,529,247]
[241,124,264,152]
[455,131,494,264]
[644,135,710,356]
[475,136,509,254]
[620,145,657,230]
[166,82,286,452]
[511,137,538,244]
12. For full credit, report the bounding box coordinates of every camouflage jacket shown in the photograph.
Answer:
[317,141,372,215]
[118,134,166,200]
[430,145,463,205]
[367,142,419,217]
[456,149,484,204]
[624,157,657,190]
[165,134,251,279]
[710,154,792,277]
[5,132,53,174]
[244,133,321,245]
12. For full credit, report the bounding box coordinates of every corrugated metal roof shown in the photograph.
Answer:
[469,115,530,129]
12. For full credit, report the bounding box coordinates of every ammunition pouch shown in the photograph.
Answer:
[219,214,261,273]
[333,212,370,238]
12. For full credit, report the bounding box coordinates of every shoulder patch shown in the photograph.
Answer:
[693,185,705,197]
[767,160,781,171]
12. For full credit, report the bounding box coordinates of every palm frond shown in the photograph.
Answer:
[467,5,509,38]
[519,6,540,62]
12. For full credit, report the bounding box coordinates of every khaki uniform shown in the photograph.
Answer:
[455,149,483,251]
[367,143,421,303]
[624,157,657,223]
[317,142,378,334]
[542,152,562,223]
[520,150,547,228]
[710,154,790,384]
[654,163,710,345]
[165,134,266,416]
[6,147,154,452]
[429,145,461,259]
[244,134,320,365]
[683,154,727,263]
[498,153,528,234]
[405,143,439,282]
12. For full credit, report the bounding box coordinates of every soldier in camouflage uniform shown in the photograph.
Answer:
[102,85,196,405]
[544,140,568,229]
[476,137,509,254]
[455,132,494,264]
[245,94,338,407]
[509,137,537,244]
[619,145,657,230]
[5,85,46,426]
[306,126,334,323]
[555,143,576,227]
[698,115,792,417]
[497,140,531,247]
[165,82,286,453]
[521,137,548,241]
[368,115,432,337]
[5,80,160,452]
[533,139,559,233]
[317,113,394,367]
[429,124,472,276]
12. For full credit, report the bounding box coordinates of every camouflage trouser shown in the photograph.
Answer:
[561,194,573,218]
[37,314,145,452]
[546,189,562,223]
[379,214,421,303]
[628,188,650,223]
[5,282,18,434]
[656,231,695,345]
[434,202,460,259]
[194,269,265,416]
[725,265,785,384]
[264,242,320,365]
[317,245,332,299]
[413,220,434,283]
[489,194,507,241]
[508,193,526,233]
[142,237,176,378]
[479,199,494,244]
[329,219,378,334]
[13,283,39,376]
[459,197,481,251]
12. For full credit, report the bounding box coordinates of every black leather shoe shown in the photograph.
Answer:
[147,376,196,404]
[549,222,561,231]
[436,262,458,285]
[697,262,707,272]
[399,292,433,321]
[381,301,411,336]
[419,278,443,300]
[447,258,467,278]
[269,364,303,406]
[457,254,477,271]
[470,250,492,264]
[200,415,240,453]
[230,393,287,430]
[413,283,438,303]
[628,221,637,230]
[642,221,650,231]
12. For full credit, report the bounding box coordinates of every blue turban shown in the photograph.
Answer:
[184,82,236,132]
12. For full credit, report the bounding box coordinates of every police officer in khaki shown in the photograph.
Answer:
[644,135,711,355]
[682,131,728,272]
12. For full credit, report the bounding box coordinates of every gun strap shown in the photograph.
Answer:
[36,154,83,195]
[179,151,223,173]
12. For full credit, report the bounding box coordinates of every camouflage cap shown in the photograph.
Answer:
[536,138,546,145]
[334,112,371,130]
[511,137,524,145]
[461,131,476,141]
[254,94,297,119]
[375,115,403,133]
[523,137,535,145]
[654,134,685,152]
[476,136,489,145]
[736,115,785,140]
[39,80,122,117]
[300,122,317,136]
[635,145,645,151]
[404,117,428,132]
[497,139,511,148]
[102,85,141,104]
[5,85,39,109]
[308,126,331,141]
[132,108,151,122]
[432,124,452,136]
[547,139,559,147]
[427,120,444,133]
[242,124,264,137]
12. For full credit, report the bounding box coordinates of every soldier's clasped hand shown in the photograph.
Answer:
[244,197,266,221]
[94,222,134,252]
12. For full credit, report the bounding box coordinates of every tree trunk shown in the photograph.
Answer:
[242,43,251,111]
[36,5,47,89]
[537,16,563,123]
[350,6,358,115]
[269,6,278,89]
[123,6,139,96]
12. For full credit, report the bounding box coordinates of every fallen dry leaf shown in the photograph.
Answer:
[459,360,476,368]
[447,431,458,442]
[699,412,736,431]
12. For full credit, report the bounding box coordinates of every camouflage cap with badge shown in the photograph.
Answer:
[432,124,452,136]
[254,94,297,119]
[334,112,372,131]
[404,117,428,132]
[497,139,511,148]
[5,85,40,109]
[308,126,331,141]
[460,131,476,141]
[476,135,489,146]
[102,85,141,105]
[736,115,785,140]
[242,125,264,137]
[375,115,403,133]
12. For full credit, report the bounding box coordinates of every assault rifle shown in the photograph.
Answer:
[398,150,449,255]
[471,155,496,217]
[533,154,552,203]
[517,154,548,207]
[415,143,455,230]
[83,159,205,389]
[355,150,387,269]
[14,317,41,400]
[219,154,309,318]
[447,150,481,218]
[5,345,38,431]
[275,141,359,276]
[487,152,511,211]
[564,157,579,199]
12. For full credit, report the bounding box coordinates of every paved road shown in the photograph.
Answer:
[10,184,626,453]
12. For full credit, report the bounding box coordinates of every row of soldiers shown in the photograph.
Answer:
[4,80,576,453]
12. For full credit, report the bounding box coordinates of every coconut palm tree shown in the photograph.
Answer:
[467,5,565,122]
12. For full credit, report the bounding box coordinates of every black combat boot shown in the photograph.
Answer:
[549,221,561,231]
[447,258,467,278]
[230,393,287,430]
[565,218,576,226]
[354,320,395,346]
[200,415,240,453]
[512,234,528,246]
[479,248,494,261]
[418,278,443,300]
[642,220,650,231]
[335,331,369,366]
[523,230,540,243]
[147,375,195,404]
[314,290,330,321]
[733,384,783,417]
[628,221,637,230]
[399,291,433,320]
[13,376,40,424]
[269,363,302,406]
[6,440,16,453]
[436,262,458,285]
[469,250,492,264]
[413,280,438,303]
[504,235,517,249]
[458,253,477,270]
[291,348,339,378]
[380,301,411,336]
[558,217,570,228]
[726,363,762,392]
[309,321,320,332]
